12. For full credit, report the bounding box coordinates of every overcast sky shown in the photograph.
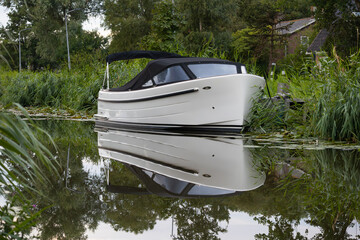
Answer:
[0,6,110,36]
[0,6,9,27]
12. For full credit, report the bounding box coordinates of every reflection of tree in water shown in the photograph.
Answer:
[303,149,360,240]
[13,120,233,239]
[254,215,307,240]
[223,178,308,240]
[35,164,104,240]
[249,147,360,240]
[172,199,230,240]
[28,120,105,239]
[103,162,172,233]
[104,161,231,238]
[104,194,170,233]
[36,184,104,239]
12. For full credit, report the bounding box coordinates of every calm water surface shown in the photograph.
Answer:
[17,121,360,239]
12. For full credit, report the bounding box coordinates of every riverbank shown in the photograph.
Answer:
[2,106,93,120]
[1,51,359,142]
[4,105,360,151]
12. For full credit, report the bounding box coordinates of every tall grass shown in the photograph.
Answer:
[0,69,102,114]
[249,49,360,142]
[311,52,360,141]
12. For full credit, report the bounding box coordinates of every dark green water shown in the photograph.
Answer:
[13,120,360,239]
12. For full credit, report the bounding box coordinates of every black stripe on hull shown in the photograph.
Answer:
[98,88,199,103]
[95,120,244,136]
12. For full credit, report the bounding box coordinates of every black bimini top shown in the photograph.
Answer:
[107,51,246,91]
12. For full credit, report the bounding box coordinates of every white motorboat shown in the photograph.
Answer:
[95,51,265,133]
[97,129,266,197]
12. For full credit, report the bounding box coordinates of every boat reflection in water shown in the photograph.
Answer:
[97,129,265,198]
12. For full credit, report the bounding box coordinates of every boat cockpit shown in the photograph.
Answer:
[103,51,247,91]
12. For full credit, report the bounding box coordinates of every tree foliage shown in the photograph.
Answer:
[241,0,290,70]
[104,0,159,52]
[0,0,358,70]
[0,0,106,69]
[139,0,184,52]
[313,0,360,55]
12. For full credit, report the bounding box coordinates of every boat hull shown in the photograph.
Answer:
[96,74,264,132]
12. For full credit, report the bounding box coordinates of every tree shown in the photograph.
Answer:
[177,0,237,54]
[241,0,289,71]
[231,27,261,60]
[277,0,312,20]
[0,0,104,69]
[178,0,236,32]
[313,0,360,55]
[104,0,159,52]
[139,0,184,52]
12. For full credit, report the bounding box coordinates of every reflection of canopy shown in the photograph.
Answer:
[106,50,183,64]
[106,164,239,199]
[108,52,245,91]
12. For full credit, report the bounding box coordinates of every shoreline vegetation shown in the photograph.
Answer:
[1,49,359,143]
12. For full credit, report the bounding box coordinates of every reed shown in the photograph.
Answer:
[0,69,102,114]
[0,105,61,238]
[248,49,360,142]
[310,51,360,142]
[0,105,60,197]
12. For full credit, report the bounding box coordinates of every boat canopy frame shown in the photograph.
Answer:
[103,50,247,91]
[106,50,183,64]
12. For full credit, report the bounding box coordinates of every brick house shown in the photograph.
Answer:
[274,17,316,62]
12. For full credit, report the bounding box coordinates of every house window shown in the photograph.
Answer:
[300,36,309,47]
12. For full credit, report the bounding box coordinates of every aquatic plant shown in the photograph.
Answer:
[0,105,60,196]
[0,105,61,238]
[0,195,48,239]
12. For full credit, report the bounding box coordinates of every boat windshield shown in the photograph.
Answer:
[153,65,190,84]
[141,63,238,88]
[188,63,237,78]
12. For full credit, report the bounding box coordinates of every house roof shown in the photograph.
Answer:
[307,29,329,52]
[276,17,316,35]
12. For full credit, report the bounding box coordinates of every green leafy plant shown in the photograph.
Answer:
[0,105,62,238]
